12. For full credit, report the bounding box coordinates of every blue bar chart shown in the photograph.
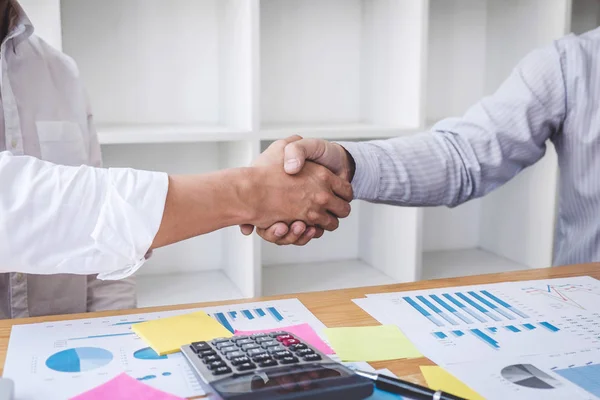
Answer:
[403,296,444,327]
[405,289,563,351]
[209,305,288,333]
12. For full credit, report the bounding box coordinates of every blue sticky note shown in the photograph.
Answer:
[366,388,406,399]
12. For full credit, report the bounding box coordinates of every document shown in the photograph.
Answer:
[3,299,327,400]
[419,366,483,400]
[355,276,600,399]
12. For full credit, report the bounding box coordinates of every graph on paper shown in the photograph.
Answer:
[3,299,326,400]
[361,276,600,365]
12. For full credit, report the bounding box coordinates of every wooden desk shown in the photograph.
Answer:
[0,263,598,390]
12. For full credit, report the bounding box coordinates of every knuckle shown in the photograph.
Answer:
[315,192,330,206]
[316,168,329,180]
[307,211,319,224]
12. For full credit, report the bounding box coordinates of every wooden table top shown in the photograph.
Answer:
[1,263,598,395]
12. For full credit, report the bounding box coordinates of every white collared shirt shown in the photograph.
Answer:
[0,6,168,281]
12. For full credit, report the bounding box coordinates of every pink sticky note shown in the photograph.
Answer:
[235,323,334,355]
[70,373,185,400]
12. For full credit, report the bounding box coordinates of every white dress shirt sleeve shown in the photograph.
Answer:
[0,151,168,279]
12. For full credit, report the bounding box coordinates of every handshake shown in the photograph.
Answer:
[239,136,355,246]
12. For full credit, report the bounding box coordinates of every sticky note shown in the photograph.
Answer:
[234,323,334,354]
[132,311,232,355]
[70,373,184,400]
[322,325,422,362]
[420,366,484,400]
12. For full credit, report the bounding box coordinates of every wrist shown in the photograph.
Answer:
[231,167,261,225]
[335,143,356,182]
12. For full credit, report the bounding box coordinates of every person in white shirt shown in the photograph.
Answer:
[0,0,352,319]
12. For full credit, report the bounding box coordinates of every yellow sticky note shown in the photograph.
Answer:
[322,325,422,362]
[420,366,484,400]
[132,311,232,355]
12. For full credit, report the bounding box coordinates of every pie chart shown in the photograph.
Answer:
[46,347,113,373]
[500,364,558,389]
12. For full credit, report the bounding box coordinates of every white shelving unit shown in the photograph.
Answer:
[23,0,584,307]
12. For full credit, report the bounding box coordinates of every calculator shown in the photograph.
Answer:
[181,331,374,400]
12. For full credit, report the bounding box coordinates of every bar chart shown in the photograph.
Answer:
[210,306,287,333]
[201,299,327,335]
[401,289,563,350]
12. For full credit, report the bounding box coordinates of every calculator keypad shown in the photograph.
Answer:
[183,331,331,381]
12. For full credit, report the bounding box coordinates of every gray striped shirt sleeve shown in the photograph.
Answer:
[339,43,566,207]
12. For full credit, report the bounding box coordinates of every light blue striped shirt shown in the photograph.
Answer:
[341,28,600,267]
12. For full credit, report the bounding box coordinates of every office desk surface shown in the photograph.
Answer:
[0,263,598,389]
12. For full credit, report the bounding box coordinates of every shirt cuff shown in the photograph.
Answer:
[336,141,381,201]
[91,168,169,280]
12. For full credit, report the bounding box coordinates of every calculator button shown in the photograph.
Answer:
[202,355,221,363]
[275,334,293,342]
[226,351,245,360]
[211,338,231,345]
[236,339,254,346]
[219,345,238,354]
[295,348,314,356]
[198,349,217,357]
[289,343,308,351]
[260,340,278,348]
[303,354,322,362]
[272,350,293,359]
[247,348,267,357]
[207,360,227,370]
[255,336,273,344]
[252,354,272,363]
[230,356,251,366]
[236,362,256,371]
[267,345,285,353]
[269,331,288,337]
[250,333,268,339]
[191,341,211,353]
[231,336,251,343]
[259,359,278,368]
[215,341,234,349]
[241,343,260,352]
[282,338,300,346]
[213,366,232,375]
[280,356,299,364]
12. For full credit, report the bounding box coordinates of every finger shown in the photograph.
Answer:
[240,224,255,236]
[284,138,327,174]
[329,175,353,202]
[313,227,325,239]
[326,194,351,218]
[269,221,309,246]
[294,227,316,246]
[260,222,290,240]
[310,212,339,232]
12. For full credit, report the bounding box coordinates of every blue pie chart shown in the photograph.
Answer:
[46,347,113,373]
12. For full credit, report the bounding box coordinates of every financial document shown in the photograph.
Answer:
[3,299,327,400]
[355,276,600,399]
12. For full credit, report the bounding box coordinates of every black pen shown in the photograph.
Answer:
[355,370,467,400]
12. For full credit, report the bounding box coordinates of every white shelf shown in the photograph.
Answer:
[21,0,577,300]
[259,122,418,140]
[136,270,244,308]
[262,259,397,296]
[97,124,253,144]
[422,249,530,281]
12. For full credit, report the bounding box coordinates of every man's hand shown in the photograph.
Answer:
[244,137,355,245]
[239,136,353,244]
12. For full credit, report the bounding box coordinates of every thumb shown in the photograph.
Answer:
[240,224,255,236]
[283,138,327,174]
